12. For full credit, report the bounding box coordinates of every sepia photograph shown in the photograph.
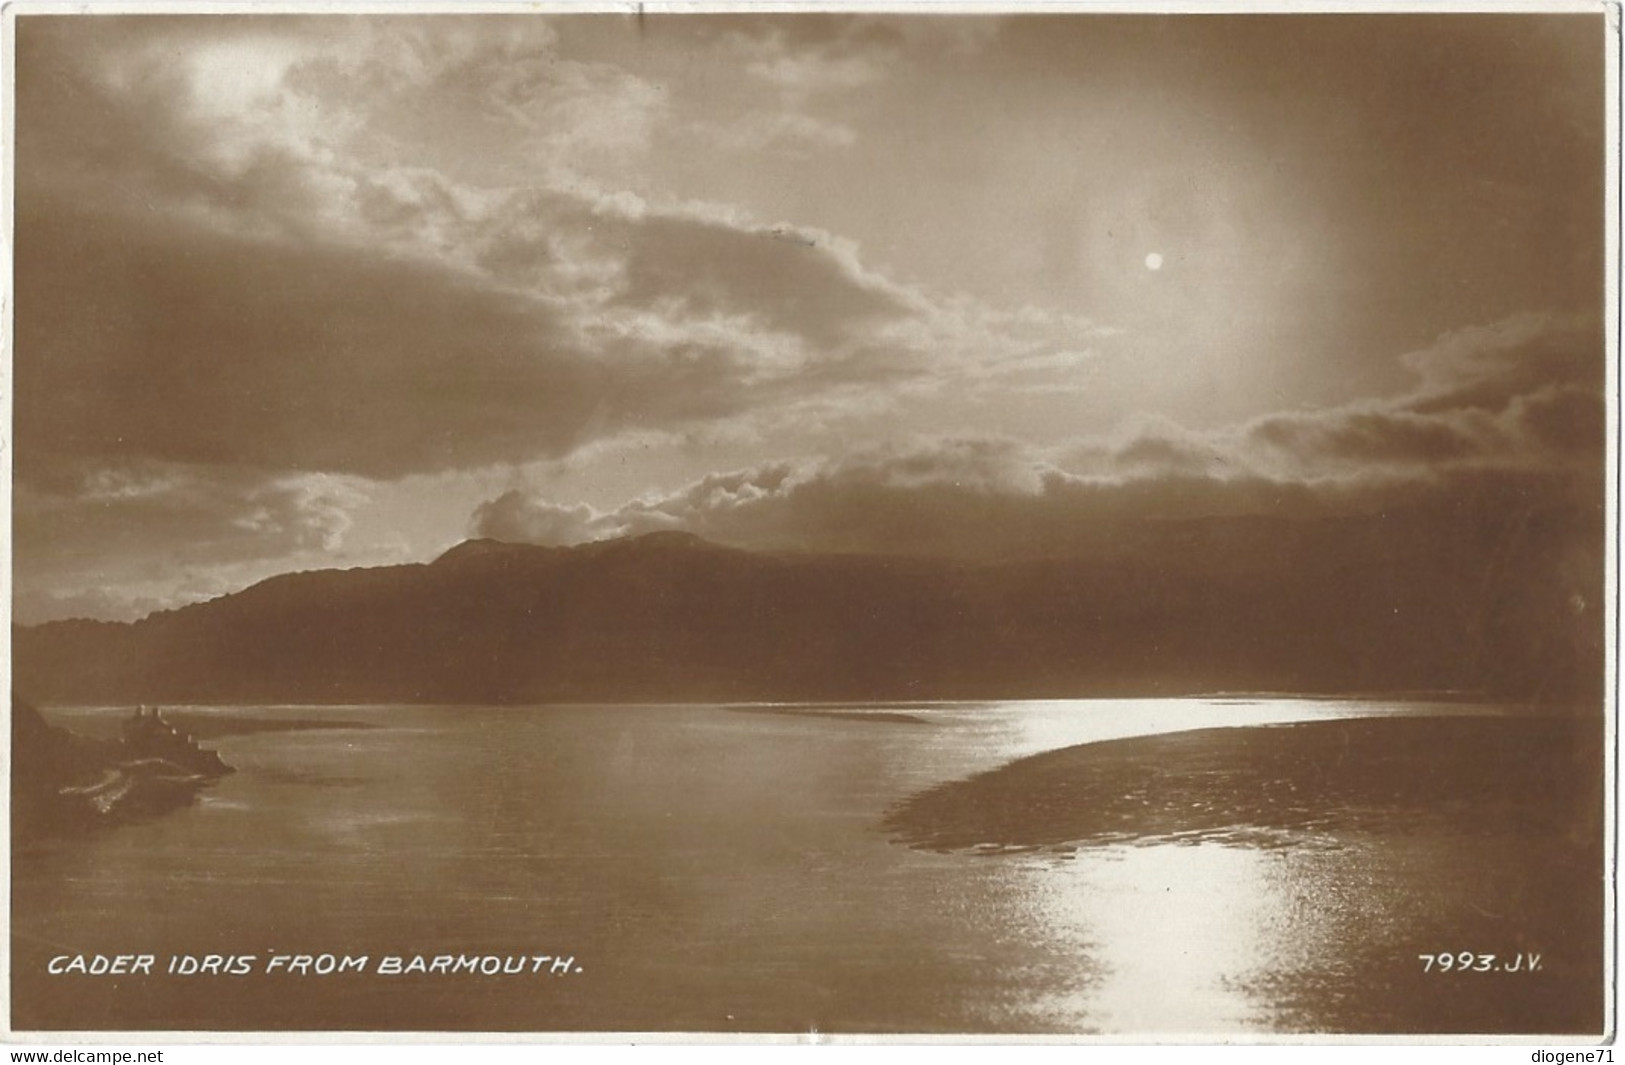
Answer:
[4,3,1616,1042]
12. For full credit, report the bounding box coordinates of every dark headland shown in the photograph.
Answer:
[10,695,235,839]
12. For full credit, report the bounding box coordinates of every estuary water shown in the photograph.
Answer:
[11,699,1605,1035]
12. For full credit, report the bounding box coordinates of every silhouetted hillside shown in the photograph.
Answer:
[12,508,1604,706]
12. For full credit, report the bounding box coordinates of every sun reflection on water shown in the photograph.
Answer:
[1019,843,1279,1033]
[985,697,1509,765]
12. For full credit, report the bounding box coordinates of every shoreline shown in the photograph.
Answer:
[885,714,1603,855]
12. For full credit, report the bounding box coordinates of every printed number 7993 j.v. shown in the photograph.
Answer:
[1418,952,1541,973]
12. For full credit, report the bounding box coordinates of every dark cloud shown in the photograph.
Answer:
[1109,431,1237,477]
[1511,385,1607,459]
[609,213,922,348]
[13,462,372,623]
[15,18,335,235]
[475,431,1599,567]
[15,464,368,569]
[12,18,997,490]
[472,312,1605,560]
[1246,408,1495,468]
[1399,313,1603,414]
[471,440,1305,559]
[14,196,610,481]
[1094,315,1607,481]
[1245,383,1605,475]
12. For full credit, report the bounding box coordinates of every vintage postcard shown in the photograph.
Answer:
[4,2,1617,1045]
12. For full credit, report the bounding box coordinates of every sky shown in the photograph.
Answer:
[9,8,1611,624]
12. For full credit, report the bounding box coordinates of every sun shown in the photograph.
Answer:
[1144,252,1164,271]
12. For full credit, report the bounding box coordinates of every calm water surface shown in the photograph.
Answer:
[11,699,1599,1034]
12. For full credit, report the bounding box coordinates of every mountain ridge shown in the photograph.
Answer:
[13,514,1604,707]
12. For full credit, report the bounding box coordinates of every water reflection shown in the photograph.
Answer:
[13,700,1604,1035]
[884,715,1592,853]
[983,696,1516,763]
[909,708,1604,1034]
[1024,845,1275,1032]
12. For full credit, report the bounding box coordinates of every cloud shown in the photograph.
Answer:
[11,15,1116,626]
[16,464,372,568]
[680,15,982,161]
[471,312,1605,560]
[232,474,370,552]
[746,48,888,100]
[602,210,924,350]
[11,587,181,628]
[471,494,613,548]
[1068,314,1605,482]
[15,195,603,481]
[18,16,1603,636]
[16,182,984,484]
[719,13,998,97]
[1398,312,1602,415]
[1246,406,1506,469]
[12,462,375,623]
[694,111,859,155]
[470,437,1309,559]
[284,18,668,176]
[474,430,1597,564]
[14,17,1097,491]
